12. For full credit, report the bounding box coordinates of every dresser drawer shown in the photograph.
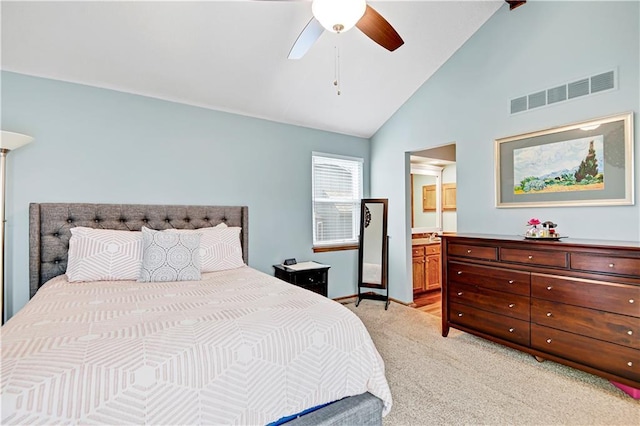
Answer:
[448,261,530,296]
[448,243,497,261]
[426,244,440,255]
[532,273,640,317]
[532,299,639,350]
[450,302,530,346]
[570,253,640,277]
[450,282,530,321]
[531,324,640,383]
[500,248,567,268]
[295,270,327,286]
[412,246,425,257]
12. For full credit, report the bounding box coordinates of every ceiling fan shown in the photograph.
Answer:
[288,0,403,59]
[506,1,526,10]
[286,0,526,60]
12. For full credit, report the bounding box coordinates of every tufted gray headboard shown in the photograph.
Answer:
[29,203,249,298]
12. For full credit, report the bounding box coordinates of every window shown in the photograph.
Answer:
[312,153,363,250]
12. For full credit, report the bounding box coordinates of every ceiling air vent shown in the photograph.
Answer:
[591,71,615,93]
[510,96,527,114]
[568,78,589,99]
[528,91,546,109]
[510,69,616,115]
[547,85,567,104]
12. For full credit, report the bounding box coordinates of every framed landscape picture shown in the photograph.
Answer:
[495,112,634,208]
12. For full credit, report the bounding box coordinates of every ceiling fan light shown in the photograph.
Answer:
[312,0,366,33]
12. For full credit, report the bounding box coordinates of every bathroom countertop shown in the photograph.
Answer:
[412,238,441,246]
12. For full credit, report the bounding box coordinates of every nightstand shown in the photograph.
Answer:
[273,262,330,297]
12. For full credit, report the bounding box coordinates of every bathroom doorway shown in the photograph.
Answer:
[408,143,457,315]
[410,143,457,235]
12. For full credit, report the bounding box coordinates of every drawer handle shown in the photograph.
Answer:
[509,328,514,333]
[546,312,552,317]
[508,303,515,308]
[528,255,533,260]
[467,249,472,253]
[546,286,553,291]
[628,361,633,367]
[608,263,614,268]
[546,339,552,344]
[458,313,463,317]
[457,271,463,275]
[630,299,635,304]
[508,280,514,284]
[628,330,633,336]
[457,292,463,296]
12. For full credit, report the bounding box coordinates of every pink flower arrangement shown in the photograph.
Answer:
[527,218,541,226]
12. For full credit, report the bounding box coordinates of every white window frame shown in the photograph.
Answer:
[312,152,364,248]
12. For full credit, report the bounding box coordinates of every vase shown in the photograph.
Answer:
[526,224,541,238]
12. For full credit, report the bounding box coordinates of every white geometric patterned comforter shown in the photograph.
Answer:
[0,266,392,425]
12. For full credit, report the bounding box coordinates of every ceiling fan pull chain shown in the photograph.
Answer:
[334,45,341,96]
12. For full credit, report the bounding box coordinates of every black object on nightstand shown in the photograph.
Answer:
[273,261,330,297]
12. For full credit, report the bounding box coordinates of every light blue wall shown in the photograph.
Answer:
[371,1,640,303]
[1,72,370,318]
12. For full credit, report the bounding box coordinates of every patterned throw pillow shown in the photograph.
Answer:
[138,227,202,282]
[66,227,143,282]
[167,226,244,272]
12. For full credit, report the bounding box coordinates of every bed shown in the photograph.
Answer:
[1,203,391,425]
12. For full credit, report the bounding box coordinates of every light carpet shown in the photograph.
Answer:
[345,300,639,426]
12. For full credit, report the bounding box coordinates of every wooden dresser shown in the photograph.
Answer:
[441,234,640,390]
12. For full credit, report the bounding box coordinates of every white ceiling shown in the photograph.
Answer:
[1,1,504,138]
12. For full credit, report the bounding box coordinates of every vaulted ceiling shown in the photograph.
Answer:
[1,1,505,138]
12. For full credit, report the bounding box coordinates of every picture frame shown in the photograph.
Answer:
[495,112,634,208]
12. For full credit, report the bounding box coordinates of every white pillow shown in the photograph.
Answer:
[66,227,143,282]
[167,226,244,272]
[138,227,202,283]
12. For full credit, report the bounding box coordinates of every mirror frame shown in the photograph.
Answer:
[357,198,388,290]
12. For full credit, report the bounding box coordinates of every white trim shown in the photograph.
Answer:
[410,163,443,173]
[312,151,364,164]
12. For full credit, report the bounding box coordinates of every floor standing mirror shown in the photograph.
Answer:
[356,198,389,310]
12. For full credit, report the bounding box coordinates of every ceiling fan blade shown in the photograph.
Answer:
[506,1,526,11]
[356,5,404,52]
[288,17,325,60]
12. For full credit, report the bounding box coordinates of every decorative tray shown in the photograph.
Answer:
[523,235,567,241]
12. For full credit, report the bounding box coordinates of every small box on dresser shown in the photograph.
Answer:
[441,234,640,396]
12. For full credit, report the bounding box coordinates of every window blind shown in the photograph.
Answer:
[312,154,363,246]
